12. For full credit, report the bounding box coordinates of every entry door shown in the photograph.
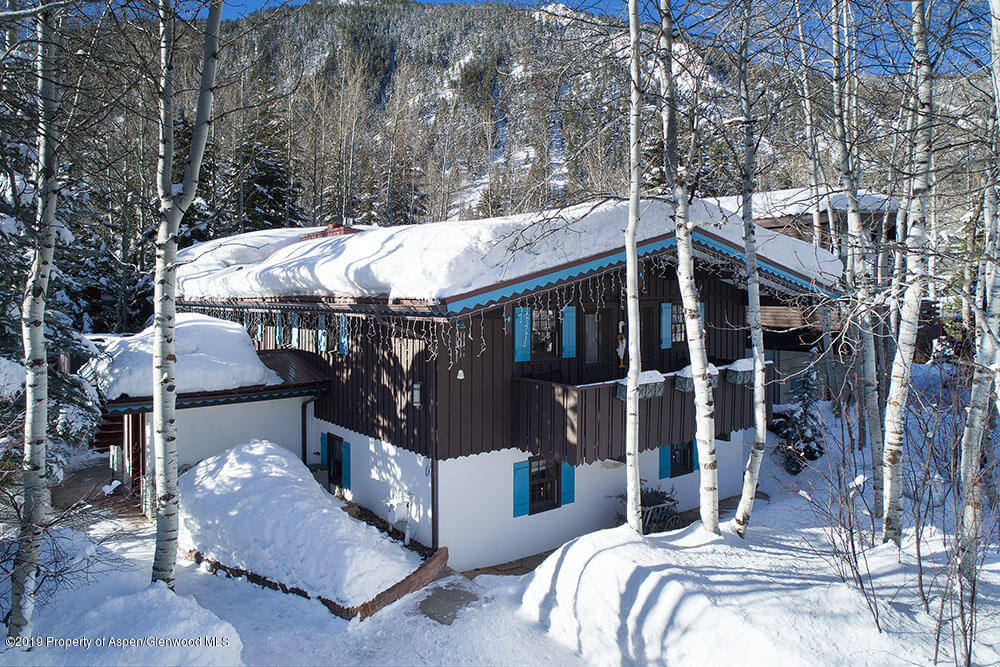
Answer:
[327,433,344,488]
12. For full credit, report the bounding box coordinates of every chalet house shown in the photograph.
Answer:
[174,198,841,571]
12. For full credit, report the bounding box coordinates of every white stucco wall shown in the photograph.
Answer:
[311,418,434,549]
[437,431,748,572]
[143,396,308,470]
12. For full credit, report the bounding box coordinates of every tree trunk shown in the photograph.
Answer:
[675,188,719,533]
[623,0,643,534]
[733,0,767,539]
[151,0,222,588]
[882,0,933,546]
[8,10,61,639]
[832,0,884,515]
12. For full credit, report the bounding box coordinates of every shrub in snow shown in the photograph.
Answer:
[178,440,422,606]
[82,312,280,400]
[613,485,680,533]
[770,366,824,475]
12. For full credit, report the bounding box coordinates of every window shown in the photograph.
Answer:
[528,456,560,514]
[671,302,687,344]
[584,312,603,364]
[670,441,695,477]
[531,309,559,358]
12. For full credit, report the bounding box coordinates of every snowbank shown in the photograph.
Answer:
[177,199,841,304]
[81,313,280,400]
[0,528,242,666]
[8,583,243,666]
[178,440,423,606]
[710,186,898,219]
[521,525,784,665]
[0,356,23,400]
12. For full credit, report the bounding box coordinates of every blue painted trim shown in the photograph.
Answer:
[320,432,328,466]
[560,461,575,505]
[514,307,530,363]
[444,237,677,313]
[338,315,348,355]
[659,302,672,350]
[692,231,837,297]
[513,460,529,517]
[659,444,671,479]
[341,441,351,490]
[561,306,576,359]
[317,314,327,352]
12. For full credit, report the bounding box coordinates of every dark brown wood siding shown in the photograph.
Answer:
[249,264,751,463]
[511,367,773,465]
[259,316,435,458]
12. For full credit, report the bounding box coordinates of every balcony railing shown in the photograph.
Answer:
[512,364,773,465]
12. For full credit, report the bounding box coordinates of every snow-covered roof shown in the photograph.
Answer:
[709,187,898,220]
[176,198,842,313]
[82,313,281,400]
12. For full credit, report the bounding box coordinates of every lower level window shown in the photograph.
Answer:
[529,456,560,514]
[671,441,695,477]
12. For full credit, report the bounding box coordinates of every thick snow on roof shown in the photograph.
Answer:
[710,186,898,220]
[177,198,842,305]
[179,440,423,606]
[83,313,281,400]
[177,225,325,273]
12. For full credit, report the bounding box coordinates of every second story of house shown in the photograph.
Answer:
[176,197,839,465]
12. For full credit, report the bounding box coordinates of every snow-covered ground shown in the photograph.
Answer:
[80,313,280,400]
[5,366,997,665]
[179,441,422,606]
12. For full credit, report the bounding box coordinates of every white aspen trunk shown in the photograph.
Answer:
[675,188,719,533]
[953,0,1000,575]
[882,0,933,546]
[733,0,767,539]
[832,0,884,515]
[151,0,222,588]
[793,0,822,249]
[623,0,642,534]
[657,0,676,193]
[8,11,60,639]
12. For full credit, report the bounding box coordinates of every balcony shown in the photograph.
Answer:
[512,363,773,465]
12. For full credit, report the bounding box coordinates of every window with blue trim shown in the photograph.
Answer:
[528,456,560,514]
[670,441,695,477]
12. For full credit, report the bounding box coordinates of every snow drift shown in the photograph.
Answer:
[521,525,783,665]
[82,312,280,400]
[0,356,23,400]
[178,440,423,606]
[0,528,242,667]
[176,198,841,304]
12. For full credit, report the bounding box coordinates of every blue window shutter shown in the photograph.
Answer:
[513,461,529,517]
[320,432,328,465]
[514,307,530,362]
[659,445,671,479]
[291,313,300,347]
[692,440,699,469]
[341,441,351,490]
[660,303,672,349]
[317,314,327,352]
[276,313,284,344]
[338,315,349,355]
[560,461,575,505]
[699,302,705,325]
[243,311,249,330]
[561,306,576,358]
[255,313,263,345]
